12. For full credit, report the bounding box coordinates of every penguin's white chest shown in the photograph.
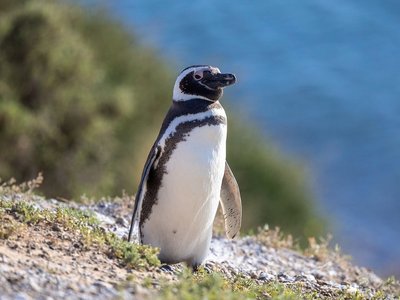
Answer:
[141,123,227,264]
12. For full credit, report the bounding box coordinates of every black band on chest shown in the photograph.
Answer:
[139,115,226,231]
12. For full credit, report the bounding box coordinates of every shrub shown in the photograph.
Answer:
[0,0,171,197]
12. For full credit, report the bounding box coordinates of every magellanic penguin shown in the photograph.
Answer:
[128,65,242,268]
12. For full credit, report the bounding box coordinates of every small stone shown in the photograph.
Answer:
[304,274,316,282]
[250,271,258,279]
[0,254,8,264]
[258,272,274,281]
[312,271,324,280]
[317,280,329,286]
[328,270,337,277]
[51,224,61,232]
[29,278,42,292]
[346,286,359,295]
[115,217,126,226]
[278,272,294,283]
[7,241,18,249]
[294,275,307,282]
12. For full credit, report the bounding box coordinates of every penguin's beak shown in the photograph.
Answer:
[203,72,237,89]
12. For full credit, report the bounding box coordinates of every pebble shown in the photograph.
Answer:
[28,278,42,293]
[115,217,126,226]
[346,285,359,295]
[258,272,274,281]
[277,272,294,283]
[304,274,316,282]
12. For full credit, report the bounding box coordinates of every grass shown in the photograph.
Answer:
[255,224,295,250]
[255,224,352,266]
[0,173,43,195]
[157,267,400,300]
[0,179,160,270]
[105,232,160,268]
[157,267,379,300]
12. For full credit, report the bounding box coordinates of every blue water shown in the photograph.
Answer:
[86,0,400,276]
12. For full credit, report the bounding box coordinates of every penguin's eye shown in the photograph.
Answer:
[193,71,203,81]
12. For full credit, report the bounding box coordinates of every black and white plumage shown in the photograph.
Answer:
[128,65,242,268]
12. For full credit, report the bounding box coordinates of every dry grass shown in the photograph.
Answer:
[0,173,43,195]
[255,224,294,249]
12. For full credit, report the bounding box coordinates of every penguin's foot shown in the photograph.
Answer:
[159,264,174,273]
[204,262,214,273]
[192,264,200,273]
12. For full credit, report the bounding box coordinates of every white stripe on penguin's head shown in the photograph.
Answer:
[173,65,223,102]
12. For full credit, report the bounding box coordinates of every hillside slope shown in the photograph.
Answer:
[1,181,398,299]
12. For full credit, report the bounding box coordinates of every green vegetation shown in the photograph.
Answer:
[158,268,393,300]
[0,0,172,198]
[0,183,160,269]
[105,232,160,268]
[0,0,323,239]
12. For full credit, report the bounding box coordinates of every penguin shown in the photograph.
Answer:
[128,65,242,268]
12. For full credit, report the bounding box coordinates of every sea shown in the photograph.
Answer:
[82,0,400,277]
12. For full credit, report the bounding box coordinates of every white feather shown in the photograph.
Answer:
[141,113,227,265]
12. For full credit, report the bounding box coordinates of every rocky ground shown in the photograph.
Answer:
[0,184,399,299]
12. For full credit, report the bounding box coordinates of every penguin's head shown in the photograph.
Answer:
[173,65,236,102]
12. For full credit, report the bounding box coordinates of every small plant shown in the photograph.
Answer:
[305,235,332,261]
[255,224,295,249]
[303,235,352,267]
[0,173,43,195]
[0,213,22,239]
[105,233,160,269]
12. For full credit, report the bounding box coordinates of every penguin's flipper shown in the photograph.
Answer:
[220,161,242,239]
[128,145,160,243]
